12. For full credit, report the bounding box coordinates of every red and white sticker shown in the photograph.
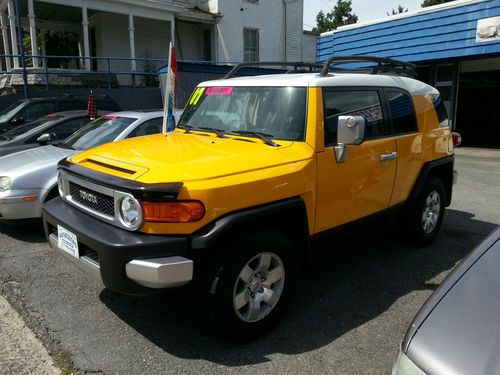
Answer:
[205,87,234,95]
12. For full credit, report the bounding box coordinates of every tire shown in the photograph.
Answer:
[405,178,446,244]
[194,228,297,342]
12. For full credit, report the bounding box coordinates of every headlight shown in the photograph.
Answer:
[0,176,11,192]
[57,174,65,197]
[392,350,427,375]
[119,196,142,229]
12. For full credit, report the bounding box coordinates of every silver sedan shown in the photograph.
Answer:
[0,110,166,220]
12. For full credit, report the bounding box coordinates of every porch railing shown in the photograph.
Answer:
[0,54,170,91]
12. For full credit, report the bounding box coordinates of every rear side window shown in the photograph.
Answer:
[323,89,386,146]
[431,94,449,128]
[385,90,417,134]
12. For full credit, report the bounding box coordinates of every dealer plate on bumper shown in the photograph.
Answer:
[57,225,79,258]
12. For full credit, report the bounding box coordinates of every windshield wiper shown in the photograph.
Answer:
[56,143,74,150]
[177,124,193,134]
[231,131,279,147]
[198,127,228,138]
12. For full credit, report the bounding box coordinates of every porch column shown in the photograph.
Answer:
[82,4,90,70]
[0,12,11,71]
[7,0,18,68]
[128,14,136,72]
[40,26,46,67]
[27,0,39,68]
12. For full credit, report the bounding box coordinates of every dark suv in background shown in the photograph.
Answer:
[0,94,121,134]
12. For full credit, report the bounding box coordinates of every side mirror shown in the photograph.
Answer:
[334,116,366,163]
[337,116,365,145]
[12,117,25,126]
[37,133,52,144]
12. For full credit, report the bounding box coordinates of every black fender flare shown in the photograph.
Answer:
[190,197,309,250]
[410,155,455,206]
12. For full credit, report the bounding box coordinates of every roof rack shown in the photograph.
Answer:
[224,62,323,79]
[320,56,418,78]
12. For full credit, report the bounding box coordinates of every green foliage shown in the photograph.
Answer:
[421,0,455,7]
[44,31,79,68]
[387,5,408,16]
[312,0,358,33]
[140,50,159,87]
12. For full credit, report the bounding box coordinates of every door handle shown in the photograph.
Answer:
[380,152,398,161]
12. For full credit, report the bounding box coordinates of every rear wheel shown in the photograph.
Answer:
[195,228,297,342]
[405,178,446,244]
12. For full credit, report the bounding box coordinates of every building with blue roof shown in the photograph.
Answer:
[317,0,500,147]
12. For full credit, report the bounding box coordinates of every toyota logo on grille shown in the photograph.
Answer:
[79,190,98,204]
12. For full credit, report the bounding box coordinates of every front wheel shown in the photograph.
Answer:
[405,178,446,244]
[195,229,297,342]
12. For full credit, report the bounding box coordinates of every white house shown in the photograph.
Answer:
[0,0,307,85]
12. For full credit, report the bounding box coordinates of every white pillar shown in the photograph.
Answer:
[128,14,136,72]
[40,26,46,67]
[27,0,39,68]
[7,0,19,68]
[82,5,90,70]
[0,12,11,71]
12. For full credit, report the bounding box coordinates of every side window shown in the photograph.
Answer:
[18,103,55,122]
[48,117,89,140]
[59,101,84,111]
[127,118,163,138]
[386,90,418,134]
[431,94,449,128]
[323,89,386,146]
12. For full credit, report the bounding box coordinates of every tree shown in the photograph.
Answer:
[312,0,358,33]
[387,5,408,16]
[421,0,455,7]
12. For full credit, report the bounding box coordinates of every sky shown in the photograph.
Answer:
[303,0,424,31]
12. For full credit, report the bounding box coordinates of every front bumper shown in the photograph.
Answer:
[43,197,192,295]
[0,188,46,219]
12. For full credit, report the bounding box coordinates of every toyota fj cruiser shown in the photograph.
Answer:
[43,57,457,340]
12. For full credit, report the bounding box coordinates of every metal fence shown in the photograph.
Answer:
[0,54,169,91]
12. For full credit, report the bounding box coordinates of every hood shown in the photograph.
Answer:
[70,131,314,183]
[0,145,75,186]
[407,237,500,375]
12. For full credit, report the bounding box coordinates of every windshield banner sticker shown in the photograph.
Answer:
[205,87,234,96]
[189,87,206,106]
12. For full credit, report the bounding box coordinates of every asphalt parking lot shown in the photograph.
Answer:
[1,147,499,375]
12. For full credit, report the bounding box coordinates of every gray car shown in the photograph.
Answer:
[0,110,165,220]
[0,110,110,158]
[393,227,500,375]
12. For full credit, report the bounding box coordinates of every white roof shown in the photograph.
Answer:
[200,73,437,96]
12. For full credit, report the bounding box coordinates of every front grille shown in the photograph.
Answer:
[79,243,100,266]
[69,181,115,217]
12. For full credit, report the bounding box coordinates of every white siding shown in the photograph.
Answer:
[215,0,278,62]
[303,32,318,63]
[283,0,303,61]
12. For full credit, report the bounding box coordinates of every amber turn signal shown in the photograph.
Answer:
[141,201,205,223]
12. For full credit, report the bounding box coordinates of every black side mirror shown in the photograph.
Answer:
[37,133,52,144]
[12,117,25,126]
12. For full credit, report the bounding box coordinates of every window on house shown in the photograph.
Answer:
[243,28,259,63]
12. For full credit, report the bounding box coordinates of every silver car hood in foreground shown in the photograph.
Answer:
[0,145,76,190]
[406,228,500,375]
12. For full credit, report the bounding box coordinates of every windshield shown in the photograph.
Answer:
[179,86,307,141]
[0,116,61,141]
[61,116,136,151]
[0,100,26,122]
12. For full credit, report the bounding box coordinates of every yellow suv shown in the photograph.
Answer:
[43,57,457,340]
